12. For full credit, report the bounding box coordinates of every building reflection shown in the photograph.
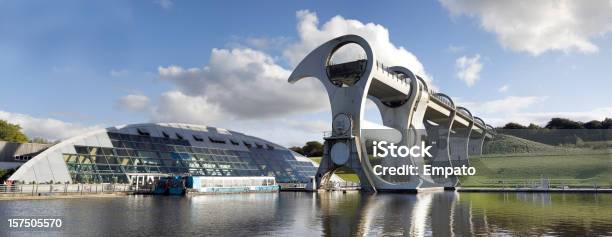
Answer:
[315,191,478,236]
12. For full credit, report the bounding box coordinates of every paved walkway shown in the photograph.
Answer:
[0,192,130,201]
[457,187,612,193]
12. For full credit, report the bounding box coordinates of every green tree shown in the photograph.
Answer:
[0,120,28,143]
[602,118,612,129]
[545,118,584,129]
[302,141,324,157]
[502,122,526,129]
[527,123,541,129]
[583,120,603,129]
[289,146,304,155]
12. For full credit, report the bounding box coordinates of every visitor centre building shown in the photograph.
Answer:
[8,123,319,185]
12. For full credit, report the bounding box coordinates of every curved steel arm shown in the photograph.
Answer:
[456,106,473,119]
[473,116,486,127]
[415,75,429,92]
[433,92,455,108]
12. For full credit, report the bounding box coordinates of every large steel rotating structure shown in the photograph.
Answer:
[288,35,494,192]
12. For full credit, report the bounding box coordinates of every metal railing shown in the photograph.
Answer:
[374,60,410,85]
[430,93,454,108]
[0,184,149,196]
[464,178,609,189]
[457,109,469,118]
[474,118,486,128]
[456,108,472,119]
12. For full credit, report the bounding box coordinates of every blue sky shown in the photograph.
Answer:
[1,0,611,146]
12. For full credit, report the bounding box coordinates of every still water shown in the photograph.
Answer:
[1,191,611,236]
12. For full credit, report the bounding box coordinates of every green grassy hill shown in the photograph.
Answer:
[460,151,611,188]
[308,134,612,188]
[483,134,578,154]
[464,134,611,187]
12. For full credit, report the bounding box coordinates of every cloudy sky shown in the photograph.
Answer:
[1,1,611,146]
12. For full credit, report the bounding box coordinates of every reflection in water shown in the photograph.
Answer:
[315,192,466,236]
[516,192,552,206]
[316,192,612,237]
[0,192,611,236]
[410,193,432,237]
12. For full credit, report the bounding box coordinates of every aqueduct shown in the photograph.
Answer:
[288,35,495,192]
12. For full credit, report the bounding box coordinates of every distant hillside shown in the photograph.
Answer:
[461,150,612,188]
[483,134,577,154]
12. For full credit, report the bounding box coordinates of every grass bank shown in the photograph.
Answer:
[460,151,611,188]
[308,151,611,188]
[307,135,611,187]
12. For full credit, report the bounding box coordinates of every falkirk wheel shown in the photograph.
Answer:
[288,35,495,192]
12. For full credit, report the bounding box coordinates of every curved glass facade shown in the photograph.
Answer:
[10,123,318,184]
[61,132,316,184]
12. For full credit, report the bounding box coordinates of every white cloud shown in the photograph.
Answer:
[122,10,435,146]
[453,96,612,127]
[284,119,330,134]
[114,94,150,112]
[484,107,612,127]
[155,0,173,9]
[284,10,432,83]
[151,90,224,125]
[157,48,328,120]
[440,0,612,55]
[0,111,103,141]
[455,54,482,86]
[498,84,509,92]
[457,96,547,114]
[150,10,429,124]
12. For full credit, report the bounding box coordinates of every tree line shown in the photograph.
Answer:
[499,117,612,146]
[501,117,612,130]
[289,118,612,155]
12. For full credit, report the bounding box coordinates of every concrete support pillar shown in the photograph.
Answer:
[424,116,457,187]
[450,126,472,167]
[468,133,485,155]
